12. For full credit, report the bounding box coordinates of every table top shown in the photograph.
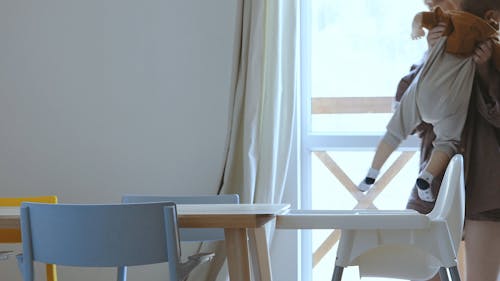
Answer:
[178,203,290,228]
[0,204,290,215]
[0,207,17,216]
[1,205,429,230]
[0,203,291,229]
[178,203,290,214]
[0,207,19,229]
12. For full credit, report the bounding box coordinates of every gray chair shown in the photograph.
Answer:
[18,201,212,281]
[121,194,239,278]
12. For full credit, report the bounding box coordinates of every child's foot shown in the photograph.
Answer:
[358,168,380,192]
[416,178,435,202]
[358,177,375,192]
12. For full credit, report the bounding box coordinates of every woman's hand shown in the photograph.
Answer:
[473,40,495,97]
[473,40,493,81]
[426,22,447,48]
[473,40,493,66]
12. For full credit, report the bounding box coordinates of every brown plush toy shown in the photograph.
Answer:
[412,6,500,70]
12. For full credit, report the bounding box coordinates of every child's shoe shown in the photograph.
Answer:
[416,177,435,202]
[358,177,375,192]
[357,168,379,192]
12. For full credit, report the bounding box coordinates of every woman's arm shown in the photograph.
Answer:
[473,40,500,128]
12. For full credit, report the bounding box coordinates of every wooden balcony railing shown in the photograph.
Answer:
[311,97,393,114]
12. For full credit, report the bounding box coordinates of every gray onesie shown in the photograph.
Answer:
[384,37,476,156]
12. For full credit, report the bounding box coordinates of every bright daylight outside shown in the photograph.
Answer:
[302,0,429,280]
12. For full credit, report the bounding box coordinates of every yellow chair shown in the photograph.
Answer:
[0,196,58,281]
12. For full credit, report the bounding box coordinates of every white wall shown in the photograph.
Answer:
[0,0,241,280]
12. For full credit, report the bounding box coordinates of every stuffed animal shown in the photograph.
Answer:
[412,6,500,70]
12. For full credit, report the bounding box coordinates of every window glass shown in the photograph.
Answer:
[309,0,427,134]
[301,1,428,280]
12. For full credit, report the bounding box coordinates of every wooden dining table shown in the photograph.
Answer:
[0,203,290,281]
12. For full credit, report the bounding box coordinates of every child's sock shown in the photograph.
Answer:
[358,168,379,192]
[416,170,435,202]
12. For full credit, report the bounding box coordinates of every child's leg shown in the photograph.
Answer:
[417,150,451,202]
[358,134,398,192]
[422,149,451,177]
[419,111,463,201]
[359,85,420,192]
[371,139,398,169]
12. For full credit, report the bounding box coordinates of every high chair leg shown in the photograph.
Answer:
[331,265,343,281]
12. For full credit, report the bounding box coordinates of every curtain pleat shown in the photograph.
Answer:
[192,1,298,280]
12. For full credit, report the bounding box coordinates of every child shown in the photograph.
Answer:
[358,0,500,202]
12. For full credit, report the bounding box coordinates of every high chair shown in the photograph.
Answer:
[330,154,465,280]
[277,155,465,281]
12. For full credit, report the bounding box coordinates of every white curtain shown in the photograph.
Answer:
[210,0,299,280]
[219,0,298,204]
[187,1,299,280]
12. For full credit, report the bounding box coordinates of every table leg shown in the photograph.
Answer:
[248,226,273,281]
[224,228,251,281]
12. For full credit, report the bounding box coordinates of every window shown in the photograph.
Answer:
[300,1,428,280]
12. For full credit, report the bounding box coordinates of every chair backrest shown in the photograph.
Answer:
[20,201,180,280]
[122,194,239,242]
[427,154,465,254]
